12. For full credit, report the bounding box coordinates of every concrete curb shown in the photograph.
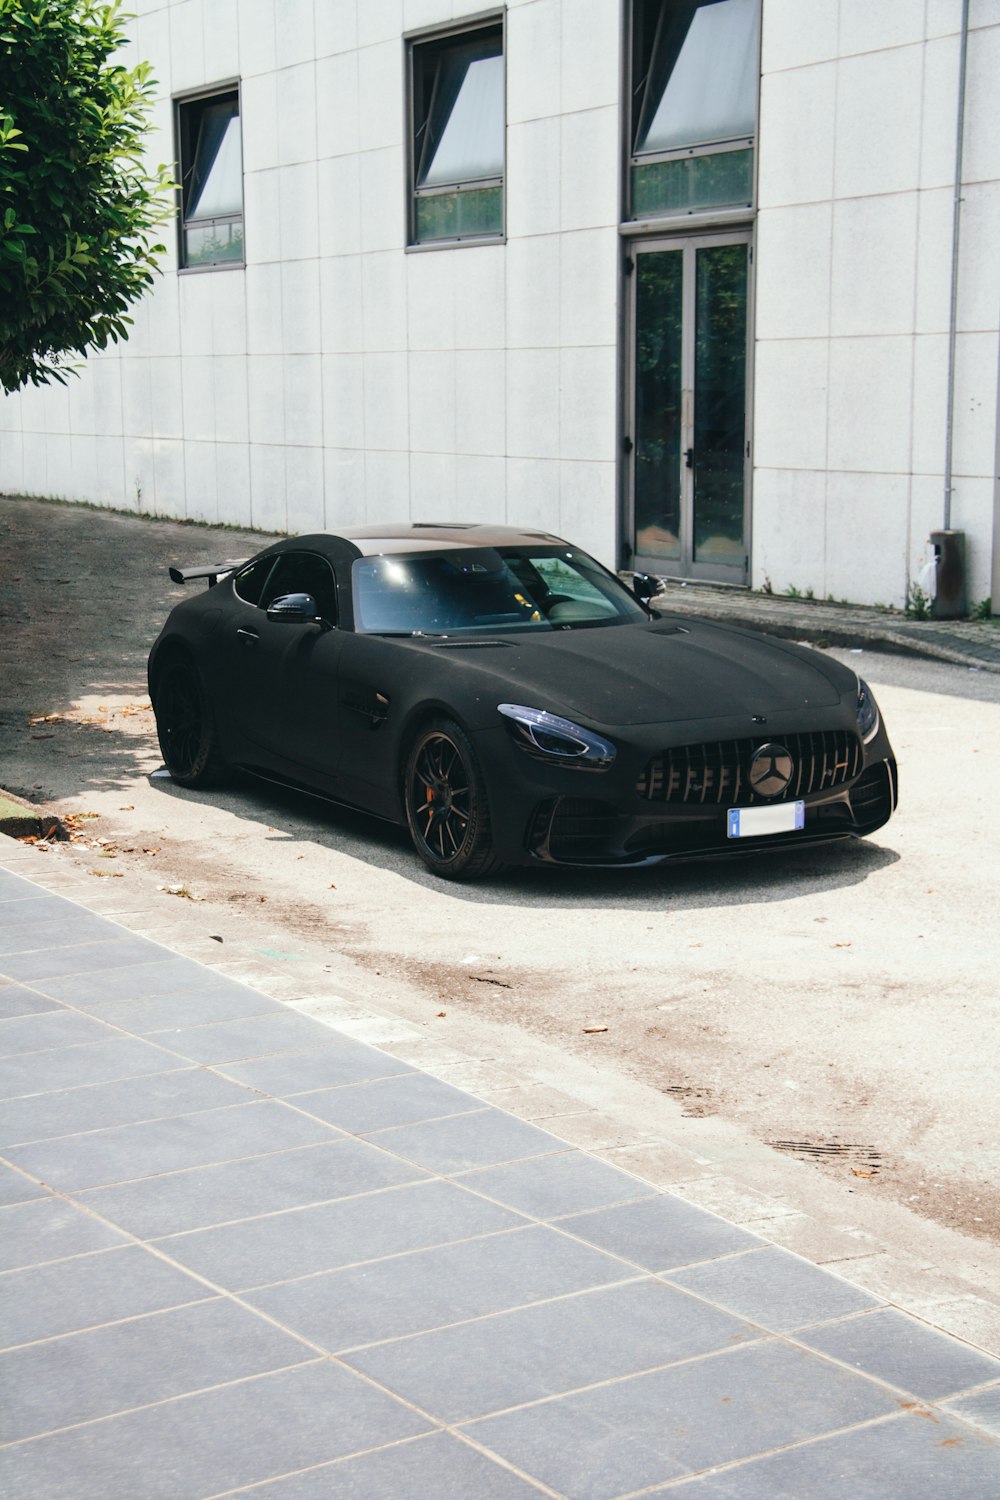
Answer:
[0,787,69,842]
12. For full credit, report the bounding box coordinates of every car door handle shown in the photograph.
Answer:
[684,447,695,469]
[236,627,259,646]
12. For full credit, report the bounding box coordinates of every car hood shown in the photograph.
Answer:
[429,618,852,727]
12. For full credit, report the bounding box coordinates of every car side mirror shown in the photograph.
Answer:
[631,572,663,606]
[266,592,321,625]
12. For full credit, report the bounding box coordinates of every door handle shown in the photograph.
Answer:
[684,447,695,469]
[236,627,259,646]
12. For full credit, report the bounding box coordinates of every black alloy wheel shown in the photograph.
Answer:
[404,717,501,879]
[153,656,227,787]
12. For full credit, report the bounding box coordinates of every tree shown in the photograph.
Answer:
[0,0,174,394]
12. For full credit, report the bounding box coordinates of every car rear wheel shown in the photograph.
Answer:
[404,717,502,880]
[153,655,227,787]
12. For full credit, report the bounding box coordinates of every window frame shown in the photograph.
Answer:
[405,10,507,251]
[174,80,245,273]
[624,0,761,226]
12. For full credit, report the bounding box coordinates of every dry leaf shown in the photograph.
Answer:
[583,1025,609,1033]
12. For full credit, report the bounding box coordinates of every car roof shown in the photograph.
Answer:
[333,523,567,556]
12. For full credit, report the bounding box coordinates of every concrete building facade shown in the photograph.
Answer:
[1,0,998,608]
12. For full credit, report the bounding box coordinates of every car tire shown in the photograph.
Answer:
[404,717,502,880]
[153,654,228,788]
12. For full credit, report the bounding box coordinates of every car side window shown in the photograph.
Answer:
[232,556,274,606]
[261,552,338,625]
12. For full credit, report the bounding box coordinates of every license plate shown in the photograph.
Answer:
[728,801,805,839]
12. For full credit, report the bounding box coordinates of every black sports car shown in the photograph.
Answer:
[148,524,897,879]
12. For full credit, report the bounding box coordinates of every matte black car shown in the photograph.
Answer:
[148,524,897,879]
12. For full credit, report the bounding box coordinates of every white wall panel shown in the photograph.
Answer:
[559,107,618,231]
[247,354,285,444]
[168,1,205,93]
[249,442,287,530]
[316,51,361,159]
[183,439,219,522]
[829,193,919,337]
[558,459,615,563]
[826,336,913,473]
[95,436,127,509]
[203,0,240,82]
[284,355,324,446]
[455,454,507,521]
[909,334,949,477]
[215,441,253,526]
[358,0,404,50]
[150,357,184,439]
[358,41,404,150]
[276,62,318,166]
[752,340,830,470]
[281,260,323,353]
[280,163,321,261]
[209,273,248,357]
[506,0,561,125]
[213,356,251,445]
[363,448,410,517]
[833,47,922,198]
[408,351,456,453]
[823,471,910,603]
[363,352,409,450]
[748,467,827,594]
[286,442,326,532]
[323,447,367,528]
[455,350,506,456]
[362,250,408,352]
[236,0,276,78]
[761,0,840,73]
[559,228,617,347]
[317,155,363,256]
[505,234,560,349]
[506,456,560,529]
[152,436,187,515]
[410,450,457,517]
[506,117,562,237]
[405,250,457,352]
[838,0,929,55]
[320,257,365,352]
[321,353,365,449]
[559,346,616,463]
[316,2,358,60]
[757,62,837,208]
[755,204,833,340]
[507,349,561,459]
[275,0,316,71]
[180,356,216,441]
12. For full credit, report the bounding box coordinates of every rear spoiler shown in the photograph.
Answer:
[168,560,245,587]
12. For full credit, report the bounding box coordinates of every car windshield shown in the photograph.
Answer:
[352,546,648,635]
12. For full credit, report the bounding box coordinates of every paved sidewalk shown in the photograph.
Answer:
[2,843,999,1497]
[643,583,1000,674]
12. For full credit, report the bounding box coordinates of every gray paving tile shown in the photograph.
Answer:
[219,1041,416,1096]
[458,1151,659,1219]
[79,1137,428,1238]
[0,933,169,981]
[0,1008,116,1055]
[665,1245,881,1331]
[945,1384,1000,1436]
[0,1360,430,1500]
[664,1406,1000,1499]
[344,1279,755,1423]
[0,871,42,901]
[465,1340,903,1499]
[0,984,65,1019]
[0,1197,127,1272]
[365,1108,564,1173]
[0,1299,313,1443]
[159,1178,525,1290]
[247,1222,634,1351]
[294,1072,483,1134]
[157,1010,341,1064]
[797,1308,1000,1400]
[0,913,119,955]
[0,893,86,923]
[32,955,249,1006]
[0,1034,185,1100]
[5,1099,342,1191]
[80,984,285,1034]
[244,1431,546,1498]
[1,1244,213,1348]
[0,1065,256,1147]
[0,1160,46,1205]
[561,1193,764,1272]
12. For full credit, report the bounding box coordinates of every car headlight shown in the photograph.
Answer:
[856,677,880,743]
[497,704,617,769]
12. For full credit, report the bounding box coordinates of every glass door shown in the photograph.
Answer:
[629,231,751,584]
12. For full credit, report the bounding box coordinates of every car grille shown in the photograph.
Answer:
[527,798,617,860]
[849,759,896,829]
[637,730,862,806]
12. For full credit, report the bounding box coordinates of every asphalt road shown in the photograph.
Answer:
[2,496,998,1261]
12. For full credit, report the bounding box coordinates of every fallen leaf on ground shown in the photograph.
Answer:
[436,1010,447,1018]
[583,1025,609,1033]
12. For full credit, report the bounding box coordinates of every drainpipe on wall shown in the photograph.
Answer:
[933,0,971,618]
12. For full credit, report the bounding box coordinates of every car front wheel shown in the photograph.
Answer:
[153,655,227,788]
[404,717,502,880]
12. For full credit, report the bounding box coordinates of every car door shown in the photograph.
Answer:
[225,550,344,781]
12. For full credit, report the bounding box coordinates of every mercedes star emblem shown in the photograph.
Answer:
[748,742,794,798]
